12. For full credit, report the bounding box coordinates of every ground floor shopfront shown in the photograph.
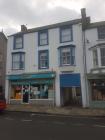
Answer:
[6,72,55,106]
[87,74,105,108]
[60,73,82,106]
[6,72,83,107]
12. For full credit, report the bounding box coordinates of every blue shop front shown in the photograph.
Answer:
[7,72,55,106]
[60,73,82,106]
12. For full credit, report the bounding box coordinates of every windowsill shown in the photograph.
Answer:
[91,66,105,70]
[96,39,105,41]
[60,64,75,67]
[38,44,48,46]
[59,65,75,72]
[11,68,25,71]
[38,67,49,70]
[13,48,23,50]
[60,40,73,43]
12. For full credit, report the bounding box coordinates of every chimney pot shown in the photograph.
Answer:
[21,25,27,32]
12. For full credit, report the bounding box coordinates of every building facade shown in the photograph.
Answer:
[0,32,7,94]
[5,17,89,107]
[85,22,105,108]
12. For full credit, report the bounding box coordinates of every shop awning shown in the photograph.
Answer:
[11,80,53,85]
[60,73,81,87]
[7,72,55,80]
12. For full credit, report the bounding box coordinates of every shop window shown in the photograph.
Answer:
[11,85,22,99]
[91,81,105,101]
[30,84,54,99]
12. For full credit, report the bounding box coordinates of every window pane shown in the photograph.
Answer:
[39,31,48,45]
[60,47,75,66]
[61,48,70,65]
[21,54,25,61]
[15,37,23,49]
[62,29,71,36]
[39,51,48,68]
[11,85,22,99]
[40,33,47,40]
[93,49,98,67]
[91,81,105,101]
[13,62,20,69]
[15,43,22,49]
[61,27,72,42]
[13,54,20,62]
[100,48,105,66]
[62,36,71,42]
[98,26,105,39]
[40,39,47,46]
[30,84,54,99]
[12,53,25,70]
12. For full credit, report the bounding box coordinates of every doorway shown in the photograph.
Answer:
[22,85,29,103]
[61,87,82,106]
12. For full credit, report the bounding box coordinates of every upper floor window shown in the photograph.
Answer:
[93,49,98,67]
[38,50,49,69]
[12,52,25,70]
[38,30,48,46]
[14,35,23,49]
[60,26,73,43]
[100,47,105,66]
[98,26,105,39]
[59,45,75,66]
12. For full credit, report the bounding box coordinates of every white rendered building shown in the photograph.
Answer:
[5,9,90,107]
[85,21,105,108]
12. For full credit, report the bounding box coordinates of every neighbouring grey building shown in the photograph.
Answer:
[0,32,7,94]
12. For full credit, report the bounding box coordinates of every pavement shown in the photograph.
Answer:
[6,104,105,116]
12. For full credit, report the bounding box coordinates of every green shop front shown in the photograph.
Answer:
[7,72,55,106]
[87,74,105,108]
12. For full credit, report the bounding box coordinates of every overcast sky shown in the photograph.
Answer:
[0,0,105,35]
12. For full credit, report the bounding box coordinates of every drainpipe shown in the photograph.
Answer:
[81,8,90,107]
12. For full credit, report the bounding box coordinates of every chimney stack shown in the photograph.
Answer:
[81,8,90,30]
[21,25,27,32]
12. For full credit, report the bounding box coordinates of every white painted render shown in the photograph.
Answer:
[6,23,88,107]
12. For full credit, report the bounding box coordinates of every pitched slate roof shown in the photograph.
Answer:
[8,18,83,37]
